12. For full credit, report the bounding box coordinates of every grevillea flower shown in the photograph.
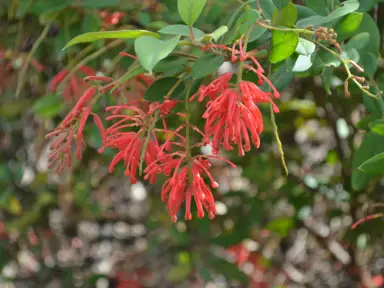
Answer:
[99,102,163,184]
[145,154,218,222]
[45,87,104,173]
[190,73,279,155]
[50,66,96,102]
[143,124,235,221]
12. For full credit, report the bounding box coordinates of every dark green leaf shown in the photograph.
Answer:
[272,0,290,10]
[144,77,185,102]
[321,66,333,95]
[32,94,64,118]
[359,152,384,174]
[351,133,384,191]
[297,0,359,27]
[191,55,224,79]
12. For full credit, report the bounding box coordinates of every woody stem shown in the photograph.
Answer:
[185,80,194,183]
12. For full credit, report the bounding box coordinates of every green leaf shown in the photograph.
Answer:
[272,0,290,10]
[191,55,224,79]
[260,0,277,19]
[338,12,363,34]
[111,65,147,93]
[159,25,205,38]
[272,2,298,27]
[351,133,384,191]
[234,9,261,39]
[32,94,64,118]
[345,32,370,51]
[370,120,384,136]
[224,9,260,44]
[260,62,294,91]
[82,0,120,8]
[153,58,189,77]
[134,36,180,73]
[203,25,228,42]
[144,77,185,102]
[352,13,381,55]
[63,30,160,49]
[357,0,378,12]
[359,52,378,78]
[359,152,384,174]
[249,25,267,42]
[321,66,333,95]
[269,31,299,63]
[297,0,360,27]
[177,0,207,26]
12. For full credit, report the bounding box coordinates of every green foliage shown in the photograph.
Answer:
[297,0,360,27]
[177,0,207,26]
[64,30,160,49]
[134,36,180,73]
[1,0,384,286]
[144,77,186,101]
[191,55,225,79]
[269,31,299,63]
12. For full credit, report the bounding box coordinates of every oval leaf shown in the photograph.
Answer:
[297,0,360,27]
[159,25,205,38]
[359,152,384,175]
[134,36,180,73]
[144,77,186,102]
[269,31,299,64]
[351,132,384,191]
[272,2,298,27]
[370,120,384,136]
[64,30,160,49]
[177,0,207,26]
[338,12,363,34]
[191,55,225,79]
[32,94,64,118]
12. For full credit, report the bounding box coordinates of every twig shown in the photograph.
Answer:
[16,19,54,98]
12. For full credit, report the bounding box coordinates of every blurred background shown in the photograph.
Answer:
[0,0,384,287]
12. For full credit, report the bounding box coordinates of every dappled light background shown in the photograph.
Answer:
[0,0,384,287]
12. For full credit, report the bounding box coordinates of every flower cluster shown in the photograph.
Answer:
[46,36,280,221]
[50,65,96,102]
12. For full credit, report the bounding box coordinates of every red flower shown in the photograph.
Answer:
[190,73,279,155]
[157,156,218,222]
[50,66,96,102]
[99,103,161,184]
[45,87,104,173]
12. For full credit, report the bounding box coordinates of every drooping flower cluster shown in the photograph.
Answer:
[46,35,280,221]
[46,87,105,174]
[50,65,96,102]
